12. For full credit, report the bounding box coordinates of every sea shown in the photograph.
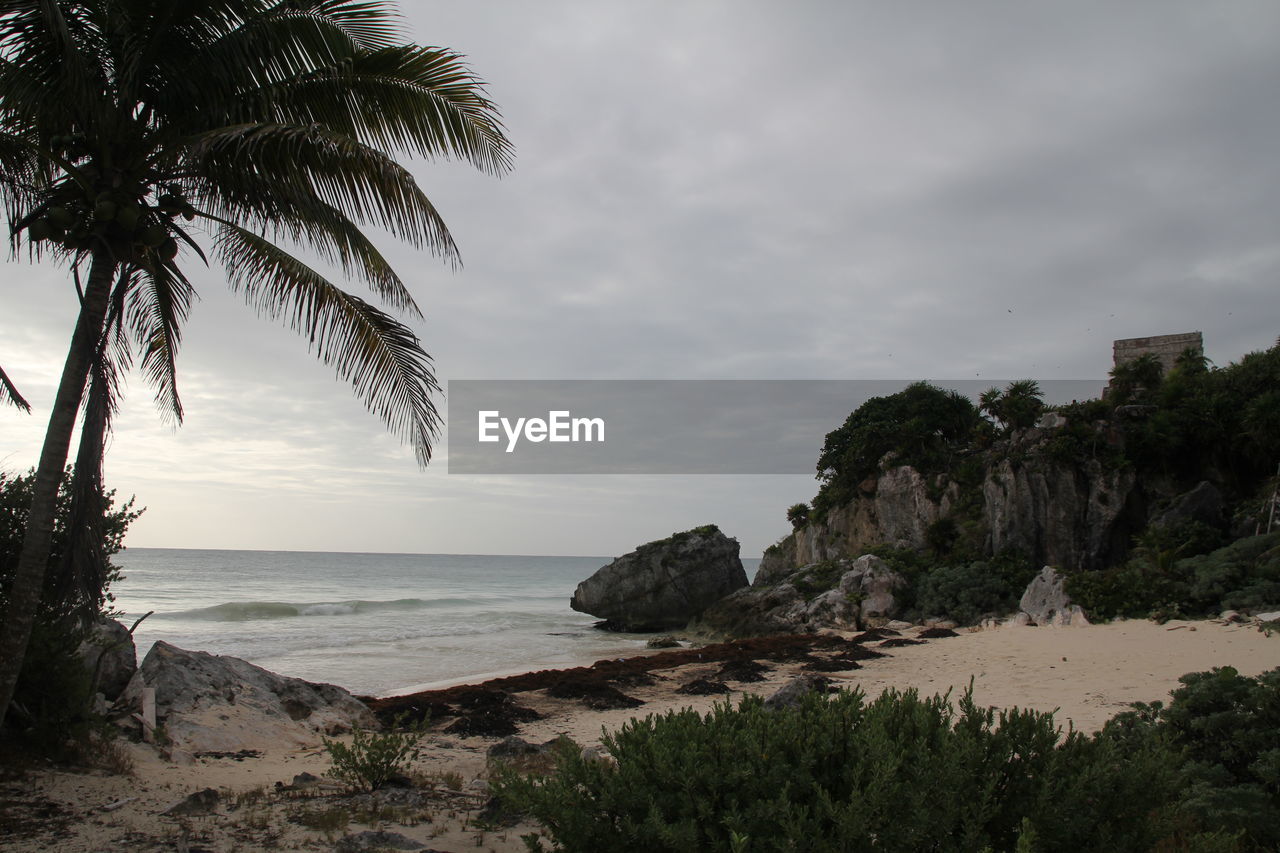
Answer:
[110,548,761,698]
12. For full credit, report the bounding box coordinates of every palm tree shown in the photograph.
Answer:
[0,0,512,726]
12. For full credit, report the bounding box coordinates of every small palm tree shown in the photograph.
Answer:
[0,0,511,725]
[979,380,1044,433]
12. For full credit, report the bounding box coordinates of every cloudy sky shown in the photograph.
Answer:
[2,1,1278,557]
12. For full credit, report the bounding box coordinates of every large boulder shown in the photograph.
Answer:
[698,582,808,637]
[845,554,904,619]
[117,641,375,753]
[1151,481,1224,530]
[570,525,747,632]
[1017,566,1088,626]
[78,617,136,701]
[697,554,906,637]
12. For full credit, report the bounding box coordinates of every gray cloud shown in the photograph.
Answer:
[4,1,1278,556]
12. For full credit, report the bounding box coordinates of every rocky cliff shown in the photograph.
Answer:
[769,425,1186,575]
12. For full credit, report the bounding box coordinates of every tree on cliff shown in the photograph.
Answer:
[0,0,511,727]
[978,379,1044,433]
[814,382,982,516]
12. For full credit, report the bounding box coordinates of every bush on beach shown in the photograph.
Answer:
[322,714,427,792]
[497,668,1280,852]
[494,685,1179,852]
[1066,529,1280,622]
[0,468,140,755]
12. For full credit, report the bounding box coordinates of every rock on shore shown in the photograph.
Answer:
[117,641,375,753]
[697,554,906,637]
[570,525,748,632]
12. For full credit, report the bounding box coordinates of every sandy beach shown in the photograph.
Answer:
[3,617,1277,852]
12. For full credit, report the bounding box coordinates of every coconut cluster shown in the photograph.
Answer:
[22,148,195,260]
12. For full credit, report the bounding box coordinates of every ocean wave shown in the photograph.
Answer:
[166,597,492,622]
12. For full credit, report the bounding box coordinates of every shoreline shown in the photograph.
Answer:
[4,618,1277,852]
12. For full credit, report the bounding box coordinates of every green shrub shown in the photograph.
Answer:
[1067,531,1280,620]
[785,503,810,529]
[323,715,426,792]
[495,686,1176,852]
[1,468,141,746]
[1101,667,1280,849]
[1065,563,1187,620]
[924,517,958,556]
[910,555,1036,626]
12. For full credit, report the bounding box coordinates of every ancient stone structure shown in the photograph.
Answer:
[1113,331,1203,373]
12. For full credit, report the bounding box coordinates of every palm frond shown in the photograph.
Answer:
[282,1,403,50]
[196,196,418,315]
[217,223,440,464]
[151,2,370,120]
[242,45,512,175]
[187,121,458,259]
[127,259,193,424]
[0,1,106,124]
[0,363,29,411]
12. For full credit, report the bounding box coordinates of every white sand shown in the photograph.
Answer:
[3,618,1276,852]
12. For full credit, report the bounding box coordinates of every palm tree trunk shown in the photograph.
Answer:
[0,250,118,729]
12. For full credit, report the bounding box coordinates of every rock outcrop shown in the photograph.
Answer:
[982,456,1140,573]
[570,525,748,632]
[769,427,1156,576]
[791,466,959,564]
[1151,480,1224,530]
[78,617,136,701]
[697,555,906,637]
[117,641,375,753]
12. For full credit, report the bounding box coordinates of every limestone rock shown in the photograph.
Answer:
[764,675,830,711]
[162,788,219,816]
[486,736,556,760]
[78,618,136,701]
[1037,412,1069,430]
[334,830,431,852]
[1152,481,1224,530]
[697,582,805,637]
[118,641,375,753]
[580,745,616,766]
[570,525,748,632]
[846,555,905,619]
[698,555,905,637]
[983,458,1140,572]
[1019,567,1076,626]
[754,537,798,587]
[792,466,958,564]
[1256,611,1280,623]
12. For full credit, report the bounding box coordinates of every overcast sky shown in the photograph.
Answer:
[3,1,1278,557]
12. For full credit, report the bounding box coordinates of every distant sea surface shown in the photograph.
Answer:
[111,548,761,697]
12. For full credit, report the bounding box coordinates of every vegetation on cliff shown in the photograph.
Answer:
[763,341,1280,627]
[811,340,1279,531]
